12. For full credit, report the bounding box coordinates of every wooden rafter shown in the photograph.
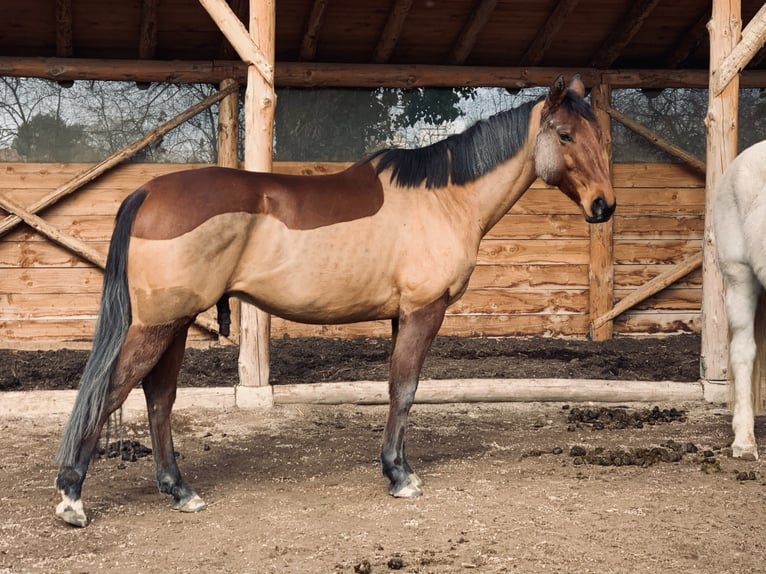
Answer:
[519,0,579,66]
[55,0,73,57]
[139,0,159,59]
[712,2,766,96]
[299,0,328,61]
[663,6,710,69]
[449,0,498,64]
[373,0,413,63]
[589,0,660,68]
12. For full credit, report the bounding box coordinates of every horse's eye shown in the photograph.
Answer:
[558,131,573,143]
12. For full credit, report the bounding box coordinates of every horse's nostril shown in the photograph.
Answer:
[587,197,615,223]
[592,197,607,217]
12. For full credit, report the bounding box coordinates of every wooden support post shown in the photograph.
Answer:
[238,0,275,388]
[702,0,741,384]
[216,78,241,345]
[589,83,614,341]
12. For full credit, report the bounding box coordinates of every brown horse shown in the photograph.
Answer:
[55,75,615,527]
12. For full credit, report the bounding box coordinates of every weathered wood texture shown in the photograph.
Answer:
[0,161,703,348]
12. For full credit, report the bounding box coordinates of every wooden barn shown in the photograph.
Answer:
[1,0,765,394]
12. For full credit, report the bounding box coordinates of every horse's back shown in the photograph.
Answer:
[129,164,385,241]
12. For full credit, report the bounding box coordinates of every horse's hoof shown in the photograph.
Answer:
[389,475,423,498]
[732,443,759,461]
[172,493,207,513]
[56,495,88,527]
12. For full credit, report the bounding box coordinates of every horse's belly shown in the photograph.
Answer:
[232,237,402,323]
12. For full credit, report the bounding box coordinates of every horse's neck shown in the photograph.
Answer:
[469,145,538,236]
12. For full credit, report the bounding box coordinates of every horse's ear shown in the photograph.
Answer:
[545,74,567,109]
[568,75,586,97]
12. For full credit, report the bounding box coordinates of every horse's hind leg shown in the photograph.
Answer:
[724,265,761,460]
[56,321,188,526]
[381,295,448,497]
[141,325,206,512]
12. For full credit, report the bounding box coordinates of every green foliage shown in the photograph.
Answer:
[13,113,99,162]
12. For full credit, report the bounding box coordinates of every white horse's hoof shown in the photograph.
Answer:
[173,493,207,513]
[56,495,88,527]
[732,443,759,461]
[390,474,423,498]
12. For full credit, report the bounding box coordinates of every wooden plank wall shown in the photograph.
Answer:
[0,161,704,349]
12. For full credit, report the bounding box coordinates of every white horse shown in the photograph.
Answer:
[714,139,766,460]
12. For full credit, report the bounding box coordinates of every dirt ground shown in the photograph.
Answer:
[6,333,765,574]
[1,401,765,574]
[0,334,702,391]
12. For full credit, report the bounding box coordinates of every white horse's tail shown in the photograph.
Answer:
[733,289,766,414]
[751,290,766,414]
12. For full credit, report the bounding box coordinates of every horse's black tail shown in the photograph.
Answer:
[55,189,148,467]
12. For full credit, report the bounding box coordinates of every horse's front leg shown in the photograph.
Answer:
[381,295,448,497]
[142,326,206,512]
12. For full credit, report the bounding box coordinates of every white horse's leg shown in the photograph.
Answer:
[724,267,760,460]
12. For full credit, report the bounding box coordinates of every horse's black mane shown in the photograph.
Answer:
[373,90,594,189]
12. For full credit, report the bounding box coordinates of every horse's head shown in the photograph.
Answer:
[534,75,616,223]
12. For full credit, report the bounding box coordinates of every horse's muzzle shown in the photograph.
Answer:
[585,196,616,223]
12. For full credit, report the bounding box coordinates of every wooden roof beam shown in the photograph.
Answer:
[449,0,498,65]
[663,6,710,69]
[519,0,580,66]
[299,0,328,61]
[589,0,660,68]
[373,0,413,63]
[6,57,766,89]
[139,0,159,59]
[55,0,73,57]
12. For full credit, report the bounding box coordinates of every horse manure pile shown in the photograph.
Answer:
[567,439,701,468]
[565,405,686,431]
[96,439,152,462]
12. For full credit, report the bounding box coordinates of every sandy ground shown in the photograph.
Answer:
[1,400,765,574]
